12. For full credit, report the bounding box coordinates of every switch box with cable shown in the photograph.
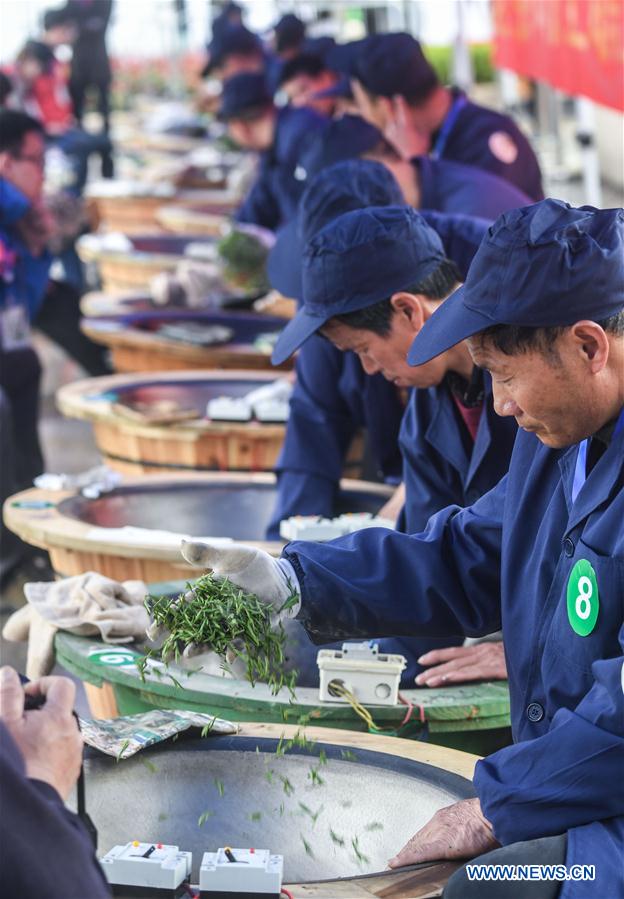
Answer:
[199,847,283,897]
[99,841,192,896]
[317,642,406,706]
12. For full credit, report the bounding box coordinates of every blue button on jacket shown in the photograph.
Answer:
[285,422,624,899]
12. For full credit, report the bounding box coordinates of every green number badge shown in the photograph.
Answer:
[566,559,599,636]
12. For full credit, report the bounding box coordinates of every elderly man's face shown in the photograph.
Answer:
[468,330,604,448]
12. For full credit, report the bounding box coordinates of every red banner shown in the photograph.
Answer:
[492,0,624,111]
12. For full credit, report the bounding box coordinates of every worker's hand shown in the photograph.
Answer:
[0,666,83,800]
[384,95,431,159]
[388,798,499,868]
[180,540,301,615]
[415,642,507,687]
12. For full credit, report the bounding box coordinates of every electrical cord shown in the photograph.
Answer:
[327,681,417,736]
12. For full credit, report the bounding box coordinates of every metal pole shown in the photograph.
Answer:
[575,96,603,207]
[452,0,473,91]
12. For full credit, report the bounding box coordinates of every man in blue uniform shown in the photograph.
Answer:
[363,138,532,219]
[177,200,624,898]
[202,23,265,81]
[338,32,544,201]
[218,72,327,231]
[267,160,498,539]
[270,204,516,682]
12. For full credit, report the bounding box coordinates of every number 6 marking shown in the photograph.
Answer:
[575,575,593,620]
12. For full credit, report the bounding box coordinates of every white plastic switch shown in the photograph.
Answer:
[207,396,252,421]
[279,516,344,541]
[99,842,192,889]
[334,512,396,533]
[253,398,290,422]
[199,847,283,895]
[317,642,406,706]
[279,513,395,542]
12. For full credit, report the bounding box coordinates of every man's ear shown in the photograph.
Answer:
[390,292,425,334]
[569,320,611,373]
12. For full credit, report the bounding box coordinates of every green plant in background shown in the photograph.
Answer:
[423,43,494,85]
[217,229,271,293]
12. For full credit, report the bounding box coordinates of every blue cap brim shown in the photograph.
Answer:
[407,284,494,365]
[312,76,352,100]
[267,220,303,301]
[271,306,329,365]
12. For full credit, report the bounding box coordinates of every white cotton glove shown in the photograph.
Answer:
[2,605,58,680]
[179,539,300,616]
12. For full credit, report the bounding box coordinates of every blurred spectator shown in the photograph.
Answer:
[11,34,113,193]
[0,112,50,584]
[61,0,113,141]
[273,13,306,61]
[278,54,338,116]
[0,71,14,107]
[219,72,327,231]
[0,667,112,898]
[202,24,264,81]
[211,1,244,40]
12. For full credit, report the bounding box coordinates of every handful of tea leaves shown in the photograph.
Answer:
[139,574,298,695]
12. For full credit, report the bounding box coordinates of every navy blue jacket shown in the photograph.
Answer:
[235,106,327,231]
[269,211,490,541]
[399,375,517,532]
[285,420,624,899]
[267,337,405,539]
[0,178,52,319]
[0,721,111,898]
[434,90,544,202]
[417,156,532,220]
[379,374,516,677]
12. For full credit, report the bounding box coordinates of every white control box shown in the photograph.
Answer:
[253,398,290,423]
[207,396,253,422]
[317,642,406,706]
[279,515,344,541]
[334,512,396,533]
[99,841,192,889]
[280,513,395,542]
[199,847,283,895]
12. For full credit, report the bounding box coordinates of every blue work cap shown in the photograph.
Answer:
[218,72,272,121]
[325,40,368,76]
[353,33,438,101]
[302,36,336,61]
[408,199,624,366]
[268,159,404,300]
[272,206,446,364]
[274,13,306,52]
[297,114,382,182]
[204,24,262,76]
